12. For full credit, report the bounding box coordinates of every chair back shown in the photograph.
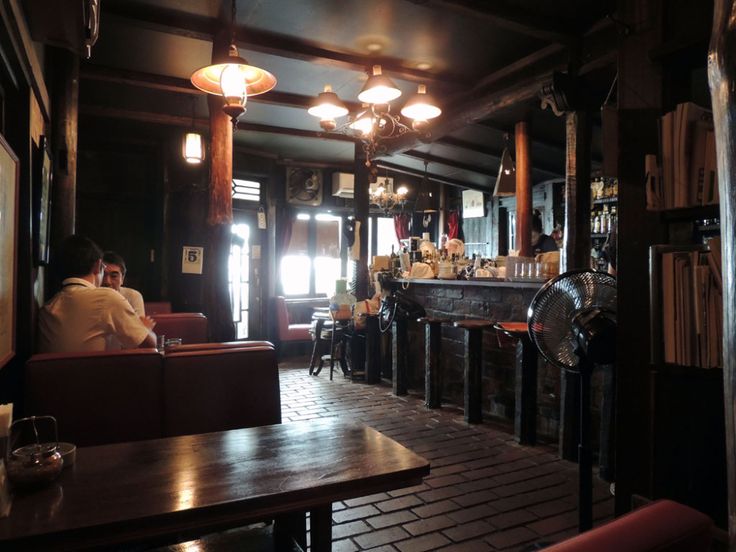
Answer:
[145,301,172,315]
[152,312,208,344]
[25,349,163,446]
[163,346,281,437]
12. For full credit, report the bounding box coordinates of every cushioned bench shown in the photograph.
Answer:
[543,499,713,552]
[25,343,280,446]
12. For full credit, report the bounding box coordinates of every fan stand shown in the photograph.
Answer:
[574,350,594,533]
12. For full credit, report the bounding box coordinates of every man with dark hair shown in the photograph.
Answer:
[531,210,558,255]
[38,235,157,353]
[102,251,145,316]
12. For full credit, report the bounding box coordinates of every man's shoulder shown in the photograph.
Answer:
[120,287,143,300]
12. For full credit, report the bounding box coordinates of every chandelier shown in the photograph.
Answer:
[370,181,408,215]
[307,65,441,169]
[190,0,277,126]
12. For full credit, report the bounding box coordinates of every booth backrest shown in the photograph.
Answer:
[145,301,172,315]
[275,296,290,339]
[152,313,208,344]
[170,340,274,353]
[543,499,713,552]
[25,349,163,446]
[163,346,280,437]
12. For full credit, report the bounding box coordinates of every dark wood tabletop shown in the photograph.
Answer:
[0,418,429,551]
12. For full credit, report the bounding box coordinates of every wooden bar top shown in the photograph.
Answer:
[0,419,430,550]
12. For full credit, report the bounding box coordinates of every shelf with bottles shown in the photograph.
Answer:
[590,202,617,236]
[591,177,618,203]
[592,196,618,205]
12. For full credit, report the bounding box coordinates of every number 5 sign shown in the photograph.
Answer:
[182,246,204,274]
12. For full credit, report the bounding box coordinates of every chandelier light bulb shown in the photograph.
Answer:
[396,185,408,196]
[401,84,441,121]
[358,65,402,104]
[350,112,375,136]
[308,85,349,119]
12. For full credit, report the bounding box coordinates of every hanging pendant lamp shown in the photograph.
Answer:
[182,97,205,164]
[190,0,276,127]
[493,133,516,196]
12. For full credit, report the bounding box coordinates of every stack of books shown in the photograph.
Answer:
[647,102,719,210]
[660,236,722,368]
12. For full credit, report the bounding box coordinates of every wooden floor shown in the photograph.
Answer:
[278,359,614,552]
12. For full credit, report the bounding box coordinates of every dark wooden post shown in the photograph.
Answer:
[49,47,79,254]
[562,111,592,271]
[558,110,592,461]
[203,30,235,342]
[614,0,662,515]
[365,314,381,384]
[352,145,370,301]
[708,0,736,544]
[515,121,532,257]
[392,317,408,395]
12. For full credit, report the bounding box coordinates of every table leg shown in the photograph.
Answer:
[274,511,307,551]
[310,504,332,552]
[308,319,325,375]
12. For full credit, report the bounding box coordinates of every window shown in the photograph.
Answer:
[280,213,343,297]
[232,179,260,202]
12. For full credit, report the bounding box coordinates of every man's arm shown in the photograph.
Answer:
[138,315,157,348]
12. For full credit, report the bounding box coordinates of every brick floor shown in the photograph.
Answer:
[279,362,614,551]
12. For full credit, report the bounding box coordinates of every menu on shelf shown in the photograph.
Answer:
[648,102,718,210]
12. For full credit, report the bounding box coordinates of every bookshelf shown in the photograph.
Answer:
[612,0,727,527]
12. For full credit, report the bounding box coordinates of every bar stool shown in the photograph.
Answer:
[454,319,493,424]
[417,316,450,409]
[494,321,538,445]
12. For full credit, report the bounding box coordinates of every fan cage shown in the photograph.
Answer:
[527,269,616,371]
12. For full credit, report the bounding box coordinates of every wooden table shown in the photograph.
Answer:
[0,419,429,551]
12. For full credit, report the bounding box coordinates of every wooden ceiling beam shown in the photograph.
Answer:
[434,136,563,176]
[408,0,575,44]
[80,64,364,111]
[381,23,615,156]
[102,1,468,87]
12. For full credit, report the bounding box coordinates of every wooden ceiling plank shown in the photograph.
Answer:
[412,0,575,44]
[102,2,468,87]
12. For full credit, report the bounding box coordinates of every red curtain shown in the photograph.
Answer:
[393,212,411,242]
[447,210,460,239]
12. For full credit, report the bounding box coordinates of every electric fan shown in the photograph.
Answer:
[527,269,616,533]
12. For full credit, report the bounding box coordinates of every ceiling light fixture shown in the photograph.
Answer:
[370,182,408,215]
[307,65,441,172]
[493,133,516,197]
[190,0,276,127]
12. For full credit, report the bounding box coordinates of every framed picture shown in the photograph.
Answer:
[32,136,52,265]
[462,189,485,218]
[0,133,19,369]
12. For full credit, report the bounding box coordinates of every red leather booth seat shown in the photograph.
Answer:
[144,301,172,315]
[152,312,208,344]
[25,349,163,446]
[275,296,311,342]
[544,499,713,552]
[24,343,281,446]
[163,346,280,437]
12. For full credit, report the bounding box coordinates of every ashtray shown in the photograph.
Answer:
[58,443,76,468]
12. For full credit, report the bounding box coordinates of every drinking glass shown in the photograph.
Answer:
[157,334,166,352]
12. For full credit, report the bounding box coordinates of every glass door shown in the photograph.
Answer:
[229,222,251,339]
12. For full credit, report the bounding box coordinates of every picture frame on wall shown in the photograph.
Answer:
[32,135,52,265]
[0,133,19,369]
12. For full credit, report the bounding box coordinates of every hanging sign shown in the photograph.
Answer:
[257,207,267,229]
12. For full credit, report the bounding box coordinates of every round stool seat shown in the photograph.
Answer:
[494,321,528,338]
[454,319,493,330]
[417,316,451,324]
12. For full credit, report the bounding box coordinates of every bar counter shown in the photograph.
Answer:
[384,276,559,439]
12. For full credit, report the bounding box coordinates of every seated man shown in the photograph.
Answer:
[38,235,157,353]
[531,210,558,255]
[102,250,145,316]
